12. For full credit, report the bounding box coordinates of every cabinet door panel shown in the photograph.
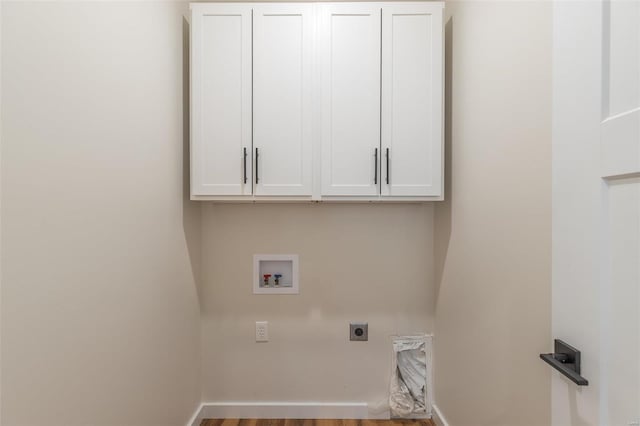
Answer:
[191,5,252,196]
[381,4,443,197]
[320,5,381,196]
[253,5,313,196]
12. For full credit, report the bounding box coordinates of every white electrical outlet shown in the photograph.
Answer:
[255,321,268,342]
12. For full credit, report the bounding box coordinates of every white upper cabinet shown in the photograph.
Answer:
[381,4,443,197]
[253,4,314,197]
[190,2,444,201]
[319,5,381,197]
[191,4,252,196]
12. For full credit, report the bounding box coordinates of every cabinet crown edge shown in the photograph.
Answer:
[190,1,444,10]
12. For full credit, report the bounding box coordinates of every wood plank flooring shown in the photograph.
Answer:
[201,420,436,426]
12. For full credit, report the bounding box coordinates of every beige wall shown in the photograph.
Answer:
[1,2,201,425]
[434,2,551,425]
[200,203,434,408]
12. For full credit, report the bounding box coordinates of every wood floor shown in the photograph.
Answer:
[201,420,435,426]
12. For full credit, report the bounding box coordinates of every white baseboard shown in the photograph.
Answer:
[431,404,450,426]
[188,403,206,426]
[188,402,370,425]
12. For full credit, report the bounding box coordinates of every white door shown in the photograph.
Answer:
[191,4,252,196]
[253,4,313,197]
[319,4,381,197]
[552,1,640,425]
[381,4,443,197]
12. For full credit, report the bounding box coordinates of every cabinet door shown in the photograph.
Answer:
[253,4,314,197]
[191,4,252,196]
[320,5,381,196]
[381,4,443,197]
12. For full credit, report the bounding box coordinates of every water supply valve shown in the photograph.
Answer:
[263,274,271,287]
[274,274,282,287]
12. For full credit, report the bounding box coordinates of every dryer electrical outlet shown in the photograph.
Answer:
[350,322,368,341]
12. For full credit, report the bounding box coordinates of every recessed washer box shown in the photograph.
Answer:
[253,254,299,295]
